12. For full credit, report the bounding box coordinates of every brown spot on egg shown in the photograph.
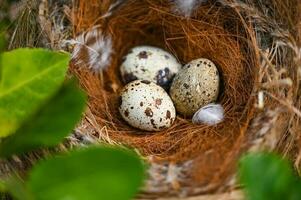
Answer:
[183,83,189,89]
[155,98,162,106]
[140,102,143,107]
[124,109,129,117]
[156,67,174,89]
[145,107,153,117]
[138,51,148,59]
[123,72,138,84]
[150,119,156,128]
[141,80,151,84]
[166,110,171,119]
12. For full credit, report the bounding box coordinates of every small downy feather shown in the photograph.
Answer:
[101,0,127,18]
[68,27,113,72]
[192,103,224,125]
[172,0,206,17]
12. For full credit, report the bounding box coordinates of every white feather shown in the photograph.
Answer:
[101,0,127,18]
[68,27,113,72]
[173,0,205,17]
[192,103,224,125]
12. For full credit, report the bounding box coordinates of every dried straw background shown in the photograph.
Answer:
[1,0,301,199]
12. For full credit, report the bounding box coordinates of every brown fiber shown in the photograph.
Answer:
[70,0,272,191]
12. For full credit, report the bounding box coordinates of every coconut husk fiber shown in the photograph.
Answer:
[2,0,301,199]
[69,0,301,197]
[70,0,257,195]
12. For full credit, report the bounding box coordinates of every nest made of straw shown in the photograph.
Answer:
[2,0,301,199]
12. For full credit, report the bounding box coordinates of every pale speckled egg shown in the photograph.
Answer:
[119,80,176,132]
[120,46,182,90]
[170,58,220,117]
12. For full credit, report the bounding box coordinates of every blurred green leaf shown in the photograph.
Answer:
[27,147,145,200]
[4,176,33,200]
[0,33,6,52]
[0,80,86,157]
[0,48,70,137]
[0,179,6,192]
[239,153,301,200]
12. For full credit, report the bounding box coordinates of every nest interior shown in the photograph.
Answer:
[72,0,258,190]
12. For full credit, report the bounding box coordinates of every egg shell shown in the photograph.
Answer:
[170,58,220,117]
[119,80,176,132]
[120,46,181,89]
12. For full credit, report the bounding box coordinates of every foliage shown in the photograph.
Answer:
[239,153,301,200]
[4,147,145,200]
[0,48,69,137]
[0,79,86,157]
[27,147,145,200]
[0,33,6,52]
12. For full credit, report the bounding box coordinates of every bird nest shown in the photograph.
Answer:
[69,0,301,197]
[3,0,300,199]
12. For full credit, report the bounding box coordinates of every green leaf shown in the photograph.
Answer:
[0,80,86,157]
[0,179,6,192]
[0,33,6,52]
[239,153,301,200]
[4,176,33,200]
[27,147,145,200]
[0,48,70,137]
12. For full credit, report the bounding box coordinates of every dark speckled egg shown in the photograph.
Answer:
[119,80,176,132]
[170,58,220,117]
[120,46,181,90]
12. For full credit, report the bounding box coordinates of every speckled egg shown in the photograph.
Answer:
[119,80,176,132]
[120,46,181,89]
[170,58,220,117]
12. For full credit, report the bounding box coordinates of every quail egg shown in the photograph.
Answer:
[120,46,181,89]
[119,80,176,131]
[170,58,220,117]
